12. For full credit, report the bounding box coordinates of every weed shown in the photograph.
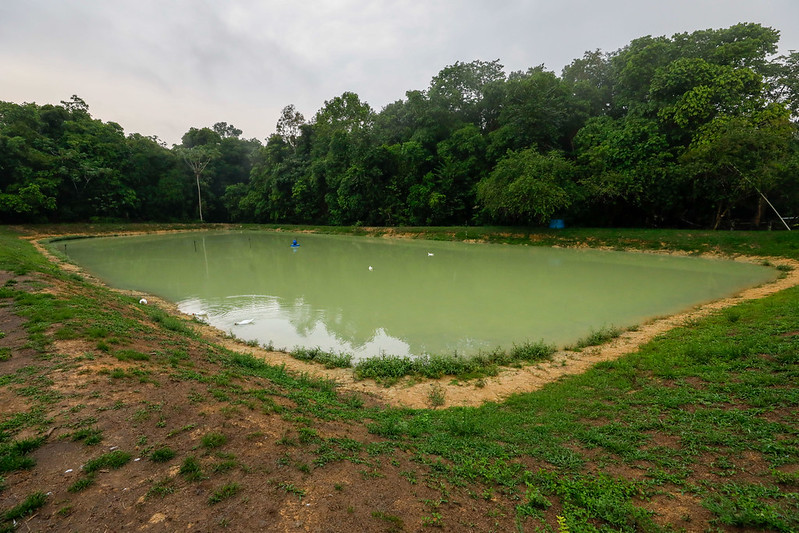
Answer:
[427,383,446,408]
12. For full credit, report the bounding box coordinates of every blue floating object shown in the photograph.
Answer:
[549,219,565,229]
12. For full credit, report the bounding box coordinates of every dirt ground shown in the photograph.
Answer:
[0,231,797,532]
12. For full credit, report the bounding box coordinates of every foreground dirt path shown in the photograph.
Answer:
[32,235,799,410]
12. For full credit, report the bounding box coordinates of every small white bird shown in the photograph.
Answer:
[139,298,148,304]
[368,266,373,271]
[427,252,434,256]
[235,319,254,325]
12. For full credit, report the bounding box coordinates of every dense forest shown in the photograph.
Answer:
[2,23,798,229]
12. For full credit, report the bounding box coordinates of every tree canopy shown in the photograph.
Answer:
[2,23,797,228]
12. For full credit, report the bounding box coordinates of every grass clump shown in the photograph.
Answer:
[70,428,103,446]
[83,450,131,474]
[208,482,240,504]
[2,491,47,522]
[67,475,95,493]
[150,447,177,463]
[0,437,45,474]
[113,349,151,362]
[354,341,555,381]
[179,456,204,481]
[291,346,352,369]
[565,325,624,351]
[201,432,227,449]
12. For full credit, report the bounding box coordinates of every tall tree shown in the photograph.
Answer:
[175,145,220,222]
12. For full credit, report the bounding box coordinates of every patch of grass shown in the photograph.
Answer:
[0,436,45,474]
[201,432,227,449]
[291,346,353,369]
[83,450,131,473]
[565,325,624,350]
[146,478,176,499]
[180,456,205,481]
[208,482,240,504]
[277,482,305,499]
[166,424,196,438]
[372,510,404,531]
[145,307,195,336]
[150,447,177,463]
[113,349,151,362]
[70,427,103,446]
[354,341,556,381]
[68,475,95,493]
[2,491,47,521]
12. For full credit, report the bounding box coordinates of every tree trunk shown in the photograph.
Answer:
[713,204,729,230]
[195,172,203,222]
[753,196,764,228]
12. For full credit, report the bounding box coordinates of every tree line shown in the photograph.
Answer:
[2,23,798,229]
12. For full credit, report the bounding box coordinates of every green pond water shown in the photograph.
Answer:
[59,231,776,360]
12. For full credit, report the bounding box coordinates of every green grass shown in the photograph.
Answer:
[83,450,132,474]
[3,224,799,531]
[2,491,47,521]
[179,456,205,481]
[0,437,45,474]
[150,447,177,462]
[208,482,240,504]
[353,341,556,381]
[565,325,624,351]
[291,346,352,368]
[201,432,227,449]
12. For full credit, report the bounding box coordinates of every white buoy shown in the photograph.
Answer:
[368,266,373,271]
[235,319,254,325]
[139,298,148,304]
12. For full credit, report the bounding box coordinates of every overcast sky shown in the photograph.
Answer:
[2,0,797,145]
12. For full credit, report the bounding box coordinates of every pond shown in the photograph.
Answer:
[59,231,777,360]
